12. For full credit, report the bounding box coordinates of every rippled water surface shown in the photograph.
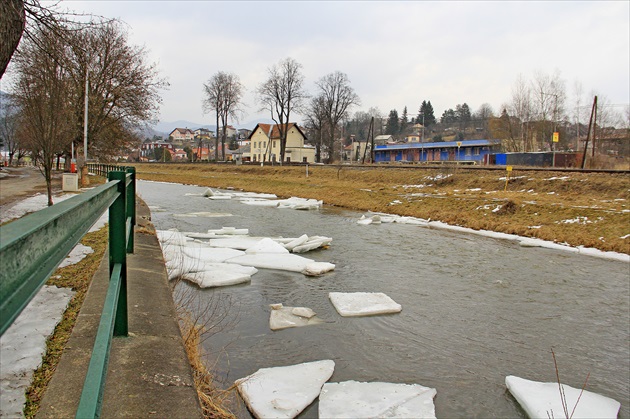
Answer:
[138,180,629,418]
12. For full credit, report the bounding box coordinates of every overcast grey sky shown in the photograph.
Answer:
[38,1,630,125]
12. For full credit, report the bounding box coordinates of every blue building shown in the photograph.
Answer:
[374,139,502,164]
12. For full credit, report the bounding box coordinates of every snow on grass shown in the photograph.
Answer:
[0,192,76,224]
[0,286,75,418]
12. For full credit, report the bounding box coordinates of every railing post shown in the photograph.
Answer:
[126,167,136,253]
[108,171,128,337]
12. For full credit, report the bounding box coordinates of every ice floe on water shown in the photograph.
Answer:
[329,292,402,317]
[202,188,323,210]
[234,359,439,419]
[319,381,437,419]
[236,360,335,419]
[156,227,335,288]
[354,213,630,262]
[269,303,323,331]
[505,375,621,419]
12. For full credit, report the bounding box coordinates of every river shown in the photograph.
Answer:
[137,180,629,418]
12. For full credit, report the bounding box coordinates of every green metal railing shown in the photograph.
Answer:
[0,167,136,418]
[87,163,132,178]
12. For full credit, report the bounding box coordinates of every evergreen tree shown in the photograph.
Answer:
[441,108,457,124]
[400,106,408,133]
[417,100,436,126]
[385,109,399,135]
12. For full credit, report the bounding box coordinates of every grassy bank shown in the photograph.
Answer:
[136,163,630,254]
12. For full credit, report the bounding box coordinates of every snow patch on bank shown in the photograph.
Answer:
[0,286,75,418]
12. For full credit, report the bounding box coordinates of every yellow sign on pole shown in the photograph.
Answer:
[506,165,513,172]
[505,166,512,191]
[553,132,559,143]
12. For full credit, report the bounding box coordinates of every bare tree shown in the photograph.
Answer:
[509,74,533,151]
[12,27,74,206]
[0,95,24,165]
[1,0,102,80]
[202,71,243,161]
[303,94,327,163]
[315,71,360,163]
[531,70,566,150]
[257,57,307,164]
[63,21,167,162]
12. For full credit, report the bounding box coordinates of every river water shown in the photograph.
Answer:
[137,180,629,418]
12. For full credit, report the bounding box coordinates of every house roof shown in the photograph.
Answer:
[248,123,308,141]
[374,139,501,151]
[170,128,194,135]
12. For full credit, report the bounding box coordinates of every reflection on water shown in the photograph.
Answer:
[138,180,630,418]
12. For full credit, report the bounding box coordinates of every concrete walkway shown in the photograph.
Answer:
[37,200,202,418]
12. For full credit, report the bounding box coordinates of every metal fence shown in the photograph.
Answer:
[0,167,136,418]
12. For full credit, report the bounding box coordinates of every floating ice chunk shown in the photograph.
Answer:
[329,292,402,317]
[236,360,335,419]
[277,197,323,210]
[357,215,373,225]
[292,307,316,319]
[182,264,255,288]
[182,246,245,263]
[505,375,620,419]
[241,199,281,207]
[156,229,189,246]
[208,195,233,200]
[319,381,437,419]
[174,212,233,218]
[207,227,249,235]
[292,237,332,253]
[269,305,322,330]
[283,235,309,252]
[246,238,290,254]
[226,253,315,272]
[207,236,271,250]
[302,262,336,276]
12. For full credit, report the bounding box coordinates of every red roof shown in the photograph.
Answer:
[249,123,306,140]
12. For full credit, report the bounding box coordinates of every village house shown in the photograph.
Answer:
[193,128,214,141]
[248,123,315,163]
[169,128,195,145]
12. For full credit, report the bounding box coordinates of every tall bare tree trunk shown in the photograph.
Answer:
[0,0,25,79]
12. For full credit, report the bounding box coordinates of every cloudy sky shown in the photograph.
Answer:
[30,1,630,126]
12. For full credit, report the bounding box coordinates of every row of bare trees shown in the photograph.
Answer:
[1,13,167,205]
[201,58,360,164]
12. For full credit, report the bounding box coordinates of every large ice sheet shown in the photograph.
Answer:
[236,360,335,419]
[269,304,323,331]
[182,246,245,263]
[505,375,621,419]
[182,264,256,288]
[319,380,437,418]
[329,292,402,317]
[226,253,315,272]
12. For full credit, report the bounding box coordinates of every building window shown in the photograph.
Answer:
[474,147,480,155]
[465,148,472,156]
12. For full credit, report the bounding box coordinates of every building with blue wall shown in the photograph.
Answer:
[374,139,502,164]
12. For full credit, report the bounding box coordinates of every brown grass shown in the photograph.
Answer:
[179,314,238,419]
[136,163,630,254]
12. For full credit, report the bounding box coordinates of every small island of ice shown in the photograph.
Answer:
[319,380,437,418]
[329,292,402,317]
[505,375,621,419]
[236,360,335,419]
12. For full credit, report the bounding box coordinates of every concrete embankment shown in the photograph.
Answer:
[37,199,202,418]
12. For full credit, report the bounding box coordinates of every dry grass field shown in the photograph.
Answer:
[136,163,630,255]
